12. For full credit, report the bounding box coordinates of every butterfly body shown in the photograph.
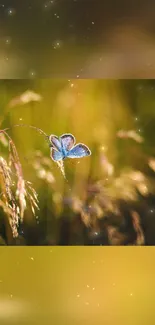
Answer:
[49,133,91,162]
[60,138,69,159]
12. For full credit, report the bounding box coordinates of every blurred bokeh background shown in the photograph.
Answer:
[1,79,155,245]
[1,2,155,324]
[2,0,155,77]
[0,247,155,325]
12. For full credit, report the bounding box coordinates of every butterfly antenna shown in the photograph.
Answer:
[3,124,50,144]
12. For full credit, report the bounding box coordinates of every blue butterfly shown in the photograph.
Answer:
[49,133,91,161]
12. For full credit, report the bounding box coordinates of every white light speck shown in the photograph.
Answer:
[87,285,89,288]
[30,257,34,261]
[10,294,13,298]
[44,1,54,9]
[92,21,95,24]
[29,70,36,78]
[7,8,16,16]
[130,293,133,296]
[77,75,79,78]
[76,294,80,298]
[85,302,89,305]
[53,40,62,49]
[5,38,11,45]
[92,287,95,291]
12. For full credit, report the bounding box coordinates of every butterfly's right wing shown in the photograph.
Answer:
[67,143,91,158]
[60,133,75,152]
[49,135,62,152]
[50,147,63,161]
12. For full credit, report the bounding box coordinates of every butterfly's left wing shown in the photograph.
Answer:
[67,143,91,158]
[49,135,62,152]
[60,133,75,152]
[50,147,63,161]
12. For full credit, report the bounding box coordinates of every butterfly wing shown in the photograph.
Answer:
[50,147,63,161]
[67,143,91,158]
[49,135,62,152]
[60,133,75,152]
